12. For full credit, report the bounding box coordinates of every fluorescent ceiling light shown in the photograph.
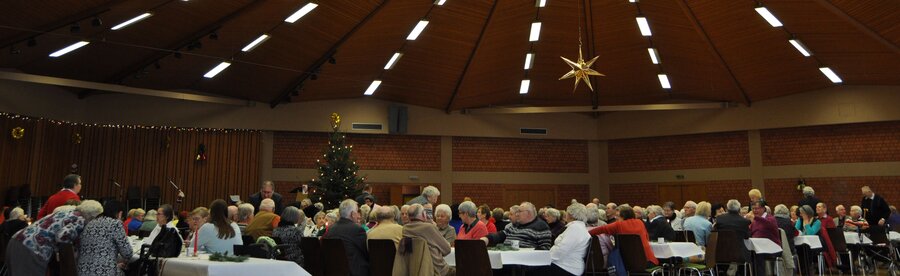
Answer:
[49,41,90,57]
[364,80,382,95]
[285,3,318,23]
[754,7,783,27]
[524,53,534,70]
[647,48,660,64]
[536,0,546,7]
[629,0,638,3]
[519,79,531,94]
[435,0,446,5]
[657,74,671,89]
[384,52,403,69]
[111,13,152,30]
[529,22,542,41]
[636,17,652,36]
[241,34,270,52]
[788,39,811,57]
[819,67,842,83]
[407,20,429,40]
[203,62,231,78]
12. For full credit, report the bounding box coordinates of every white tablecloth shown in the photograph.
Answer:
[159,254,309,276]
[891,231,899,242]
[843,232,872,245]
[794,235,822,249]
[445,248,551,269]
[744,238,782,254]
[650,242,704,259]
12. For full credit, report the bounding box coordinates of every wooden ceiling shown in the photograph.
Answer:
[0,0,898,111]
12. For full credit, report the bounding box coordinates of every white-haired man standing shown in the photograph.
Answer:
[324,199,369,276]
[407,186,440,206]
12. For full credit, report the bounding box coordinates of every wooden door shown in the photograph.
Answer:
[658,185,683,206]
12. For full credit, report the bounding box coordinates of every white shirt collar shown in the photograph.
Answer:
[651,215,664,222]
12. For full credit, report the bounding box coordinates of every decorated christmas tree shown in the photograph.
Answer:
[308,113,366,210]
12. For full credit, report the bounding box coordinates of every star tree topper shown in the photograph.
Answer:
[559,47,604,92]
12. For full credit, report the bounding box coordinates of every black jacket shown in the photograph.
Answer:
[323,218,369,276]
[646,216,676,241]
[861,194,891,226]
[798,196,820,210]
[248,192,284,215]
[714,212,751,239]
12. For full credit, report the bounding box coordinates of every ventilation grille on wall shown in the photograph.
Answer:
[520,128,548,135]
[352,123,383,130]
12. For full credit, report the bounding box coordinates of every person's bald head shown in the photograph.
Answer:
[518,202,537,223]
[227,205,238,222]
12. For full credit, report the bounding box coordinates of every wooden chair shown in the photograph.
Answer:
[321,238,350,276]
[233,244,270,259]
[367,239,396,276]
[713,231,751,276]
[57,243,77,276]
[585,235,607,275]
[674,231,688,242]
[616,234,663,275]
[679,232,718,276]
[299,237,324,276]
[454,240,493,276]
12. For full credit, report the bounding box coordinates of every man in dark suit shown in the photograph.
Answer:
[714,199,752,264]
[645,205,676,241]
[323,199,369,276]
[861,186,891,230]
[248,181,283,215]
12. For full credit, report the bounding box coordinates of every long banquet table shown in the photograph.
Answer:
[444,248,551,269]
[158,254,310,276]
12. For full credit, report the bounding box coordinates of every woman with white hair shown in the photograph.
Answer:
[7,200,103,275]
[798,186,820,211]
[304,211,327,237]
[549,203,591,275]
[273,206,305,266]
[0,207,27,237]
[434,204,456,245]
[77,200,131,276]
[543,208,565,242]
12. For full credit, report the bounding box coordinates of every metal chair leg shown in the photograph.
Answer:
[818,253,825,276]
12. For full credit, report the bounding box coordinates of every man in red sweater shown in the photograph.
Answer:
[36,174,82,219]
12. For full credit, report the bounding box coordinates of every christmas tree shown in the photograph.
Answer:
[308,113,366,210]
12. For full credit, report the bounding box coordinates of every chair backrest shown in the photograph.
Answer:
[270,236,282,244]
[870,227,890,244]
[58,243,77,276]
[673,230,688,242]
[241,235,255,245]
[454,240,493,276]
[300,237,324,276]
[0,233,9,261]
[705,232,719,268]
[714,230,747,263]
[584,235,606,275]
[138,230,152,239]
[684,230,697,243]
[368,239,396,276]
[825,227,848,251]
[321,238,350,276]
[233,244,270,259]
[616,234,651,273]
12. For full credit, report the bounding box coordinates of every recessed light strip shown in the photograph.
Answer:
[657,74,671,89]
[241,34,270,52]
[647,48,660,64]
[384,52,403,70]
[203,62,231,78]
[49,41,90,57]
[754,7,783,27]
[111,13,153,30]
[529,22,542,41]
[636,17,652,36]
[524,53,534,70]
[788,39,811,57]
[819,67,842,83]
[285,3,318,23]
[407,20,429,40]
[519,80,531,94]
[363,80,382,95]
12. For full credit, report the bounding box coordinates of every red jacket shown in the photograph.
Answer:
[589,218,659,265]
[37,189,80,219]
[485,218,497,233]
[457,220,489,240]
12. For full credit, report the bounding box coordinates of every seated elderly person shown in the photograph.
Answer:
[481,202,552,250]
[0,207,28,238]
[197,200,243,254]
[402,204,453,276]
[434,204,456,245]
[143,204,184,251]
[550,203,590,276]
[272,206,305,266]
[368,206,403,248]
[323,199,369,276]
[842,205,869,232]
[457,201,488,240]
[236,203,255,233]
[544,208,565,242]
[684,202,713,246]
[246,198,281,239]
[645,205,676,241]
[8,200,103,275]
[589,205,659,266]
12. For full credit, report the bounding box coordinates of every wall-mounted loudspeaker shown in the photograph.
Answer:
[388,105,408,134]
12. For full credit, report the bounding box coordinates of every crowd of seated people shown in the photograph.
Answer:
[3,174,898,276]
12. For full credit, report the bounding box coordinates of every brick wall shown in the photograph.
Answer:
[452,137,589,173]
[273,131,441,170]
[609,180,751,207]
[452,183,506,210]
[452,184,590,210]
[609,183,659,207]
[609,131,749,172]
[761,121,900,166]
[764,177,900,210]
[706,180,753,205]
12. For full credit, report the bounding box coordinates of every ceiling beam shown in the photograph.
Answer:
[0,0,125,49]
[79,0,267,99]
[271,0,390,108]
[810,0,900,56]
[675,0,752,106]
[444,0,499,113]
[0,71,251,106]
[463,102,733,114]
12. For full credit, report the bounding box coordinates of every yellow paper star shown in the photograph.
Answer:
[559,47,604,92]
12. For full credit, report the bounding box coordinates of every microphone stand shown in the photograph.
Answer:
[169,180,186,214]
[110,179,124,202]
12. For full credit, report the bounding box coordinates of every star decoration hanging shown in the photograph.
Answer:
[559,47,604,92]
